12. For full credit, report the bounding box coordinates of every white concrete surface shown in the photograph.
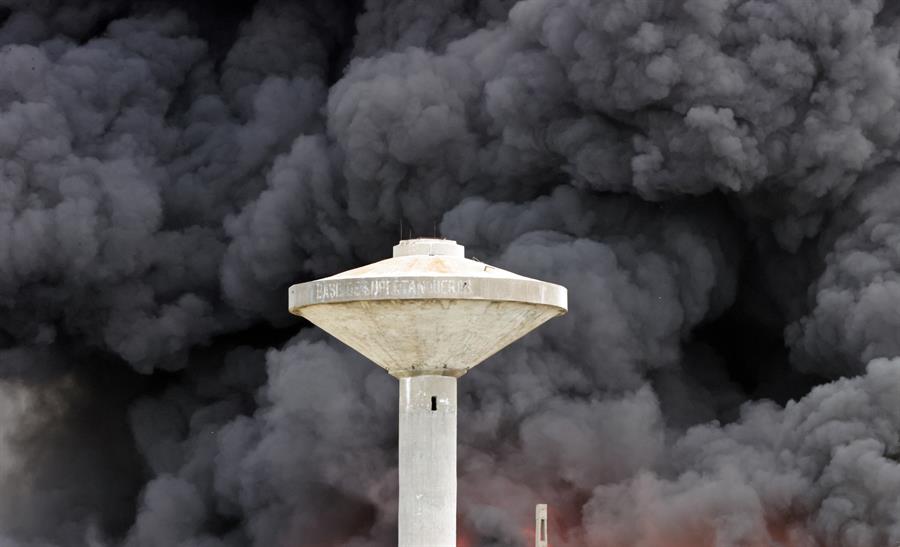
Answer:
[298,298,562,377]
[536,504,548,547]
[398,375,457,547]
[393,238,464,258]
[289,239,567,377]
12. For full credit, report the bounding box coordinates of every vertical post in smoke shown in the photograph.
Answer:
[536,504,548,547]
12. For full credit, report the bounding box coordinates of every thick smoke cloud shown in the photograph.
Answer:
[2,0,900,546]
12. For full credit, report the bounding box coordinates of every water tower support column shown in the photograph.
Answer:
[398,374,457,547]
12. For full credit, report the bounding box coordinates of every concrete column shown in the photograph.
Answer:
[398,375,457,547]
[535,504,548,547]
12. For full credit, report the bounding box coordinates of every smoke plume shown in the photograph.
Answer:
[1,0,900,545]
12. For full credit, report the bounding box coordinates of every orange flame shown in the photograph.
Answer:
[457,517,475,547]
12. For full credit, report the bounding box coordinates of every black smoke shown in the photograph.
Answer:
[1,0,900,545]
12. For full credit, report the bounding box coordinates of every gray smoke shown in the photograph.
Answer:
[2,0,900,545]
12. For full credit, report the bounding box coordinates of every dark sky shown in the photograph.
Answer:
[1,0,900,546]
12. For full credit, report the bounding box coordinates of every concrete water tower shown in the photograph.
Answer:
[289,238,567,547]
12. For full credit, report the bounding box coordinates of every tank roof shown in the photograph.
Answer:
[290,240,565,310]
[392,238,464,257]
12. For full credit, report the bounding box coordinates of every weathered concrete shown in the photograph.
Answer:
[393,238,464,258]
[398,375,457,547]
[289,239,567,377]
[288,239,567,546]
[536,504,548,547]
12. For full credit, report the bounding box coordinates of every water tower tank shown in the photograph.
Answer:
[289,238,567,547]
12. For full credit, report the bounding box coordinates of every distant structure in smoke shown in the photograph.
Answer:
[535,504,548,547]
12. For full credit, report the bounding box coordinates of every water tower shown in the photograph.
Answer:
[289,238,567,547]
